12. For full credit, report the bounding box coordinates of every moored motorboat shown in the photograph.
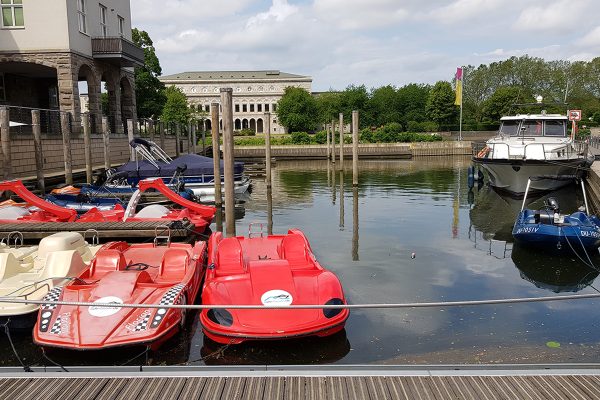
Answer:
[0,232,100,328]
[200,227,349,344]
[112,139,251,197]
[512,177,600,252]
[33,240,207,350]
[473,110,592,196]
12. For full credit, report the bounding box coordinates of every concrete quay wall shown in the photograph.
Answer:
[233,141,472,160]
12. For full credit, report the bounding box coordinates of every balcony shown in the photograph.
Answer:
[91,37,145,67]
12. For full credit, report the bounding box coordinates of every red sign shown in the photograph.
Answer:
[569,110,582,121]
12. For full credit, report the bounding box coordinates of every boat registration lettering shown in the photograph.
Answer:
[89,296,124,317]
[515,227,539,234]
[580,230,600,238]
[261,290,293,307]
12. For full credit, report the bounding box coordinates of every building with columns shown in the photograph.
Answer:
[159,70,312,134]
[0,0,143,133]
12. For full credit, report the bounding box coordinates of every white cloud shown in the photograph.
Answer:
[428,0,504,24]
[513,0,589,33]
[246,0,298,28]
[580,26,600,47]
[313,0,410,30]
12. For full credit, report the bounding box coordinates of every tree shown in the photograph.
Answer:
[161,86,191,124]
[276,87,318,132]
[426,81,457,127]
[369,85,401,126]
[339,85,372,126]
[315,91,342,124]
[481,86,526,122]
[132,28,166,119]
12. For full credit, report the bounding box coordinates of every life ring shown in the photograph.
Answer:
[477,146,490,158]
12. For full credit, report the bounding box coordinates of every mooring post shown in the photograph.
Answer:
[326,123,331,160]
[148,119,155,143]
[127,119,135,161]
[102,116,111,170]
[159,121,166,149]
[201,127,206,156]
[0,106,10,179]
[175,123,181,157]
[352,110,359,186]
[81,112,93,185]
[191,123,197,154]
[31,110,45,193]
[331,119,336,163]
[264,112,272,188]
[221,88,236,237]
[352,186,359,261]
[267,187,273,235]
[339,113,344,169]
[211,102,222,208]
[60,112,73,184]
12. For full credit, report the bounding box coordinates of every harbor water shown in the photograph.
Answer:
[2,157,600,367]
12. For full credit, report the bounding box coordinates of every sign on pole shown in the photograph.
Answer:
[569,110,582,121]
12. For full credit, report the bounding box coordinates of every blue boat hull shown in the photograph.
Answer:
[513,210,600,251]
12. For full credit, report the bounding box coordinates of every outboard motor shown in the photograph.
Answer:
[544,197,560,214]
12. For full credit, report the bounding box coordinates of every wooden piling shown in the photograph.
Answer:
[149,120,155,143]
[201,128,206,156]
[221,88,236,237]
[31,110,45,193]
[352,186,359,261]
[127,119,135,161]
[326,123,331,160]
[102,116,111,170]
[264,112,272,188]
[339,113,344,168]
[331,119,336,163]
[175,124,181,157]
[0,106,10,179]
[339,170,344,228]
[159,121,166,149]
[267,187,273,236]
[352,110,359,186]
[60,112,73,184]
[81,113,93,185]
[192,123,197,154]
[211,102,222,207]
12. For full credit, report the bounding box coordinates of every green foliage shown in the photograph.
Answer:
[234,128,255,136]
[290,131,311,144]
[277,87,318,132]
[132,28,166,119]
[315,91,342,123]
[101,92,109,116]
[407,121,439,132]
[426,81,458,126]
[339,85,370,123]
[314,130,327,144]
[161,86,191,124]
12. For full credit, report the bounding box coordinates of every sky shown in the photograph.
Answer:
[130,0,600,92]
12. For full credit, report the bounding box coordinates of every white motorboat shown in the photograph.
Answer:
[473,112,592,196]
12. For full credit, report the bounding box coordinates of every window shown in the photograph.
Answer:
[235,104,239,113]
[49,87,58,109]
[118,15,124,37]
[77,0,86,33]
[205,105,210,112]
[257,104,262,112]
[499,120,519,136]
[250,104,254,112]
[265,104,269,112]
[544,120,566,137]
[272,103,277,112]
[1,0,24,28]
[99,4,107,37]
[0,73,5,101]
[521,120,543,137]
[242,104,247,112]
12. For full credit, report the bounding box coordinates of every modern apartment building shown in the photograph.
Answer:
[0,0,143,133]
[159,70,312,134]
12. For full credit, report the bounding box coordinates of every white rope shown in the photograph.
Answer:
[1,292,600,310]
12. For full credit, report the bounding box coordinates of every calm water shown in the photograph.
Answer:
[3,157,600,367]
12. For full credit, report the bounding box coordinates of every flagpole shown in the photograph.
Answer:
[459,67,463,141]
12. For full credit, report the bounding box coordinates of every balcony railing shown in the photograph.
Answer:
[91,37,144,67]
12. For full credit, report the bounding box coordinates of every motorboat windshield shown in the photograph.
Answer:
[499,117,568,138]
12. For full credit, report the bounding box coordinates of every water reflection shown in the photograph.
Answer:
[511,244,600,293]
[200,330,351,365]
[352,187,359,261]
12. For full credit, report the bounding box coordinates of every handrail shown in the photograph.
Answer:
[136,179,216,218]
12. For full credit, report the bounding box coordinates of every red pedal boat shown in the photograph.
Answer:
[0,179,215,233]
[200,227,349,344]
[33,240,206,350]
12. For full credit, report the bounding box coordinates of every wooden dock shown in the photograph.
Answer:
[1,367,600,399]
[0,220,195,240]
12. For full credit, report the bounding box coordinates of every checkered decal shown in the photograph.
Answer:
[131,313,151,332]
[41,287,63,310]
[50,317,62,335]
[159,284,185,306]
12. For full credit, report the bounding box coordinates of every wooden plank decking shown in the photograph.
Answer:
[2,373,600,399]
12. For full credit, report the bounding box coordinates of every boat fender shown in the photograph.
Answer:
[477,146,490,158]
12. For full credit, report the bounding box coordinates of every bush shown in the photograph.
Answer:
[314,130,327,144]
[234,137,265,146]
[407,121,439,133]
[360,128,374,143]
[291,131,311,145]
[234,128,256,136]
